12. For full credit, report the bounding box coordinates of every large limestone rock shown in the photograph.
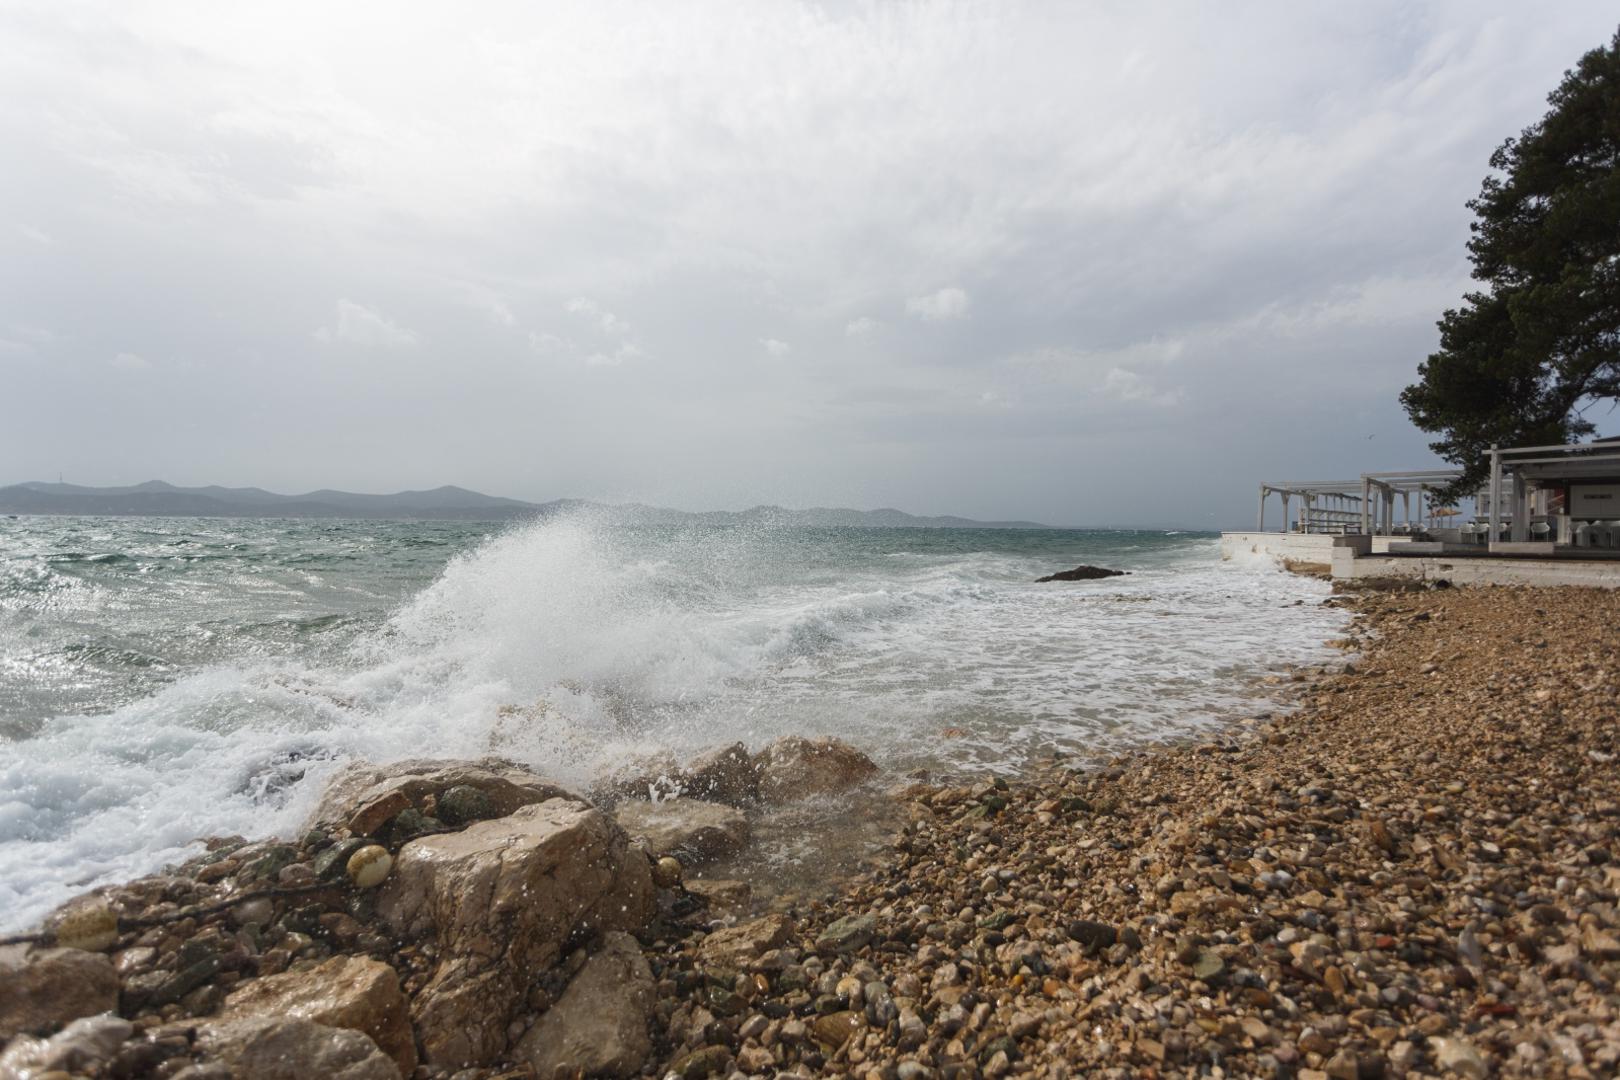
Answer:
[190,1015,400,1080]
[514,932,655,1079]
[0,946,120,1041]
[307,757,572,837]
[615,799,751,865]
[221,955,416,1075]
[378,797,654,1068]
[752,736,879,803]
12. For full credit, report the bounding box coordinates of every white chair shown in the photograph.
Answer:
[1606,521,1620,550]
[1575,522,1597,548]
[1530,521,1551,542]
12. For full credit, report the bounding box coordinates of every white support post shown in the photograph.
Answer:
[1360,479,1371,535]
[1488,446,1502,543]
[1513,471,1530,542]
[1258,486,1266,532]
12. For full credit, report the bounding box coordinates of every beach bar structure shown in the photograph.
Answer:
[1487,439,1620,548]
[1230,438,1620,587]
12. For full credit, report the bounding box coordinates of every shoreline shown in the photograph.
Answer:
[5,582,1617,1078]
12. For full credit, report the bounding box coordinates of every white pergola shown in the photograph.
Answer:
[1258,468,1496,535]
[1256,481,1364,534]
[1357,470,1466,536]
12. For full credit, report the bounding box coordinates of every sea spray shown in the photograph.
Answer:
[0,511,1345,929]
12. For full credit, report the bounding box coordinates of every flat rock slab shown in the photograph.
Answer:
[516,932,655,1079]
[615,799,751,864]
[698,914,794,968]
[190,1015,400,1080]
[222,954,416,1076]
[307,758,573,835]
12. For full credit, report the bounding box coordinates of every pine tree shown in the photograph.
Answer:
[1401,27,1620,498]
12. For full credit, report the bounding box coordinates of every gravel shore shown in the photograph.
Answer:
[645,584,1620,1078]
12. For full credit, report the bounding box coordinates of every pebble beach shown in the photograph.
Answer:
[641,583,1620,1079]
[4,581,1618,1079]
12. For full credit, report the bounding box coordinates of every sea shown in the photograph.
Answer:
[0,511,1345,931]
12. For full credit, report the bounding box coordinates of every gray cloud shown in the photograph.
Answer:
[2,1,1616,526]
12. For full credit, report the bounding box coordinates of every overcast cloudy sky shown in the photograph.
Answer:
[3,2,1615,526]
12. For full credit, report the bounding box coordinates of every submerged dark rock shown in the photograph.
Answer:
[1035,565,1129,582]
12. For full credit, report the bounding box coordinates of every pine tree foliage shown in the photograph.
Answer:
[1402,27,1620,498]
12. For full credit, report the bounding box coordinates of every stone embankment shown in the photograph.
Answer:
[4,585,1619,1079]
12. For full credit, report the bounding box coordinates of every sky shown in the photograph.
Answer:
[2,1,1616,528]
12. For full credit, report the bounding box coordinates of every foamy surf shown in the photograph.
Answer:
[0,512,1345,929]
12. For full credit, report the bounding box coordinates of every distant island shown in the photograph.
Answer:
[0,480,1052,529]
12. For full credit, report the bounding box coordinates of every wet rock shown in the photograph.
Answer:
[345,789,411,837]
[221,955,416,1075]
[45,896,119,952]
[812,1010,863,1049]
[684,877,751,912]
[0,1014,132,1075]
[752,736,879,803]
[378,796,653,1067]
[188,1015,400,1080]
[313,837,368,882]
[681,743,762,805]
[1034,565,1128,582]
[699,914,794,968]
[346,845,393,889]
[1066,919,1118,953]
[652,855,684,889]
[515,932,654,1079]
[1191,950,1226,982]
[668,1044,731,1078]
[615,799,750,864]
[0,947,120,1040]
[436,784,495,826]
[815,913,877,953]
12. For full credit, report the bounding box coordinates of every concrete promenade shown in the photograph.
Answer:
[1221,531,1620,587]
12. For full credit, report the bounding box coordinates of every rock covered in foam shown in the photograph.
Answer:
[679,742,762,805]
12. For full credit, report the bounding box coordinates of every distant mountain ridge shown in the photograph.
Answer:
[0,480,1052,529]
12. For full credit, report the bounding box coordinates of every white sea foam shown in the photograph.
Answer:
[0,513,1344,929]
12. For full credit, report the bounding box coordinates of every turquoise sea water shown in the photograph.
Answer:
[0,511,1343,929]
